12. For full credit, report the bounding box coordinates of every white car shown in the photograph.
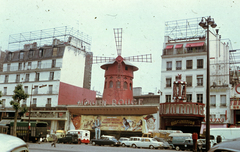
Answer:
[0,134,29,152]
[119,137,129,146]
[124,137,142,147]
[135,137,164,149]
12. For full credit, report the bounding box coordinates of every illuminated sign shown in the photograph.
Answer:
[77,99,143,106]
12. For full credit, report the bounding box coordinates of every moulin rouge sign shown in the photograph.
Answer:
[77,99,144,106]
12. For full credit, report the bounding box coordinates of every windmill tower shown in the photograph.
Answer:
[91,28,152,105]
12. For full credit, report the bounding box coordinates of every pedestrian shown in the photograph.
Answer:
[51,134,58,147]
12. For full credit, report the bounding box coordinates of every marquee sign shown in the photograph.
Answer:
[77,99,143,106]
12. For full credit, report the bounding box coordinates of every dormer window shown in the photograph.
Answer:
[19,52,24,60]
[29,50,33,58]
[7,52,12,60]
[39,49,43,57]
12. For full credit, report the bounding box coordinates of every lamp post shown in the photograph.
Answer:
[199,16,217,151]
[27,84,47,142]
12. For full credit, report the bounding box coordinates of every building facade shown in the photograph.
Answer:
[160,18,231,134]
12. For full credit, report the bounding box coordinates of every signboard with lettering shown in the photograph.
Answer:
[230,100,240,110]
[70,114,157,133]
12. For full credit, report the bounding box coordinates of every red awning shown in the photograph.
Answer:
[185,42,204,48]
[175,44,183,49]
[165,45,174,49]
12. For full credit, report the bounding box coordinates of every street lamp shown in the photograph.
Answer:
[27,84,47,142]
[199,16,217,151]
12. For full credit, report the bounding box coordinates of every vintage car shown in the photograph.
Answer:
[57,133,78,144]
[0,134,29,152]
[135,137,164,149]
[173,139,204,151]
[91,135,120,146]
[154,137,170,149]
[209,137,240,152]
[118,137,129,146]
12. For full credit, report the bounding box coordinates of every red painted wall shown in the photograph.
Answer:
[58,82,96,105]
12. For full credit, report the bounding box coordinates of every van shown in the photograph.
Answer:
[168,133,192,149]
[67,130,90,144]
[210,128,240,146]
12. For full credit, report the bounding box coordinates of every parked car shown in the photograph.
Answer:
[0,134,29,152]
[127,137,142,147]
[154,137,170,149]
[173,139,204,151]
[135,137,164,149]
[168,133,192,149]
[118,137,129,147]
[57,133,78,144]
[91,135,120,146]
[209,137,240,152]
[43,133,55,142]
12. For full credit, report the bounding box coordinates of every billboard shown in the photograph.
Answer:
[70,114,157,133]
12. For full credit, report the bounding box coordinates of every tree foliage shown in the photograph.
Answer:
[11,84,29,136]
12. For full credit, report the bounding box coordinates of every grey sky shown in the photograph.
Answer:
[1,0,240,94]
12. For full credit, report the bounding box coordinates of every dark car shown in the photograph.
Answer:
[209,137,240,152]
[57,133,78,144]
[91,135,120,146]
[173,139,203,151]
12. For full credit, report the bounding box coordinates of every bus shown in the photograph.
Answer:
[10,121,48,142]
[67,129,90,144]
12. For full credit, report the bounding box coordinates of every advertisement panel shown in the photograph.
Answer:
[70,114,157,133]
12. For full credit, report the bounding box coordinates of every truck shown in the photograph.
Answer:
[142,130,183,139]
[10,121,48,142]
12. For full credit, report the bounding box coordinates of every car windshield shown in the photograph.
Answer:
[152,139,157,141]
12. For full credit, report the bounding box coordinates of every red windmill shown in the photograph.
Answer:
[91,28,152,105]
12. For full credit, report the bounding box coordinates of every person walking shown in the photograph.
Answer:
[51,134,58,147]
[94,116,101,139]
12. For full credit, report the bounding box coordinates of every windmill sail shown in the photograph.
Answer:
[124,54,152,63]
[114,28,122,56]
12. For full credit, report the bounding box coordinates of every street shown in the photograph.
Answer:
[28,142,188,152]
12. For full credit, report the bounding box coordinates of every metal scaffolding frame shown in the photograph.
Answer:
[8,26,92,51]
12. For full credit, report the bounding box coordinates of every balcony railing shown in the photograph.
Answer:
[159,102,205,117]
[3,62,62,72]
[163,49,206,56]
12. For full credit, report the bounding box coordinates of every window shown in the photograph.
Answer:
[25,74,29,82]
[4,75,9,83]
[22,99,26,106]
[124,82,127,89]
[166,95,171,102]
[35,73,40,81]
[27,62,32,70]
[186,60,192,69]
[109,81,113,88]
[53,48,58,56]
[33,98,37,104]
[197,75,203,86]
[220,95,226,106]
[210,95,216,106]
[125,66,128,70]
[29,50,33,58]
[49,85,53,94]
[220,114,225,121]
[7,53,12,60]
[130,83,132,90]
[186,76,192,87]
[19,52,24,60]
[116,81,120,88]
[49,72,54,80]
[24,86,28,94]
[52,59,56,68]
[33,85,38,94]
[3,87,7,95]
[7,64,10,71]
[186,94,192,102]
[166,78,172,87]
[39,49,43,57]
[37,61,41,69]
[104,81,107,89]
[166,61,172,70]
[18,63,22,70]
[16,74,20,82]
[176,61,182,70]
[210,114,216,120]
[1,99,5,108]
[197,59,203,69]
[47,98,51,104]
[197,94,203,103]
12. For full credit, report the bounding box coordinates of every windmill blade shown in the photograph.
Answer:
[89,56,115,64]
[124,54,152,63]
[114,28,122,56]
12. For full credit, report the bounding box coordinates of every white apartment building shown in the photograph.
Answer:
[160,18,231,134]
[0,27,95,132]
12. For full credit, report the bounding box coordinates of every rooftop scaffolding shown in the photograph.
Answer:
[8,26,91,52]
[165,17,217,41]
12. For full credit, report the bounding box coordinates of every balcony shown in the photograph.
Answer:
[162,48,206,56]
[46,104,51,107]
[159,102,205,117]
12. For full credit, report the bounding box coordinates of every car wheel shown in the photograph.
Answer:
[122,143,126,147]
[169,145,173,149]
[176,146,180,151]
[92,142,96,146]
[149,145,154,149]
[132,144,137,148]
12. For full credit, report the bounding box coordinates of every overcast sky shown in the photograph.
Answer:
[1,0,240,95]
